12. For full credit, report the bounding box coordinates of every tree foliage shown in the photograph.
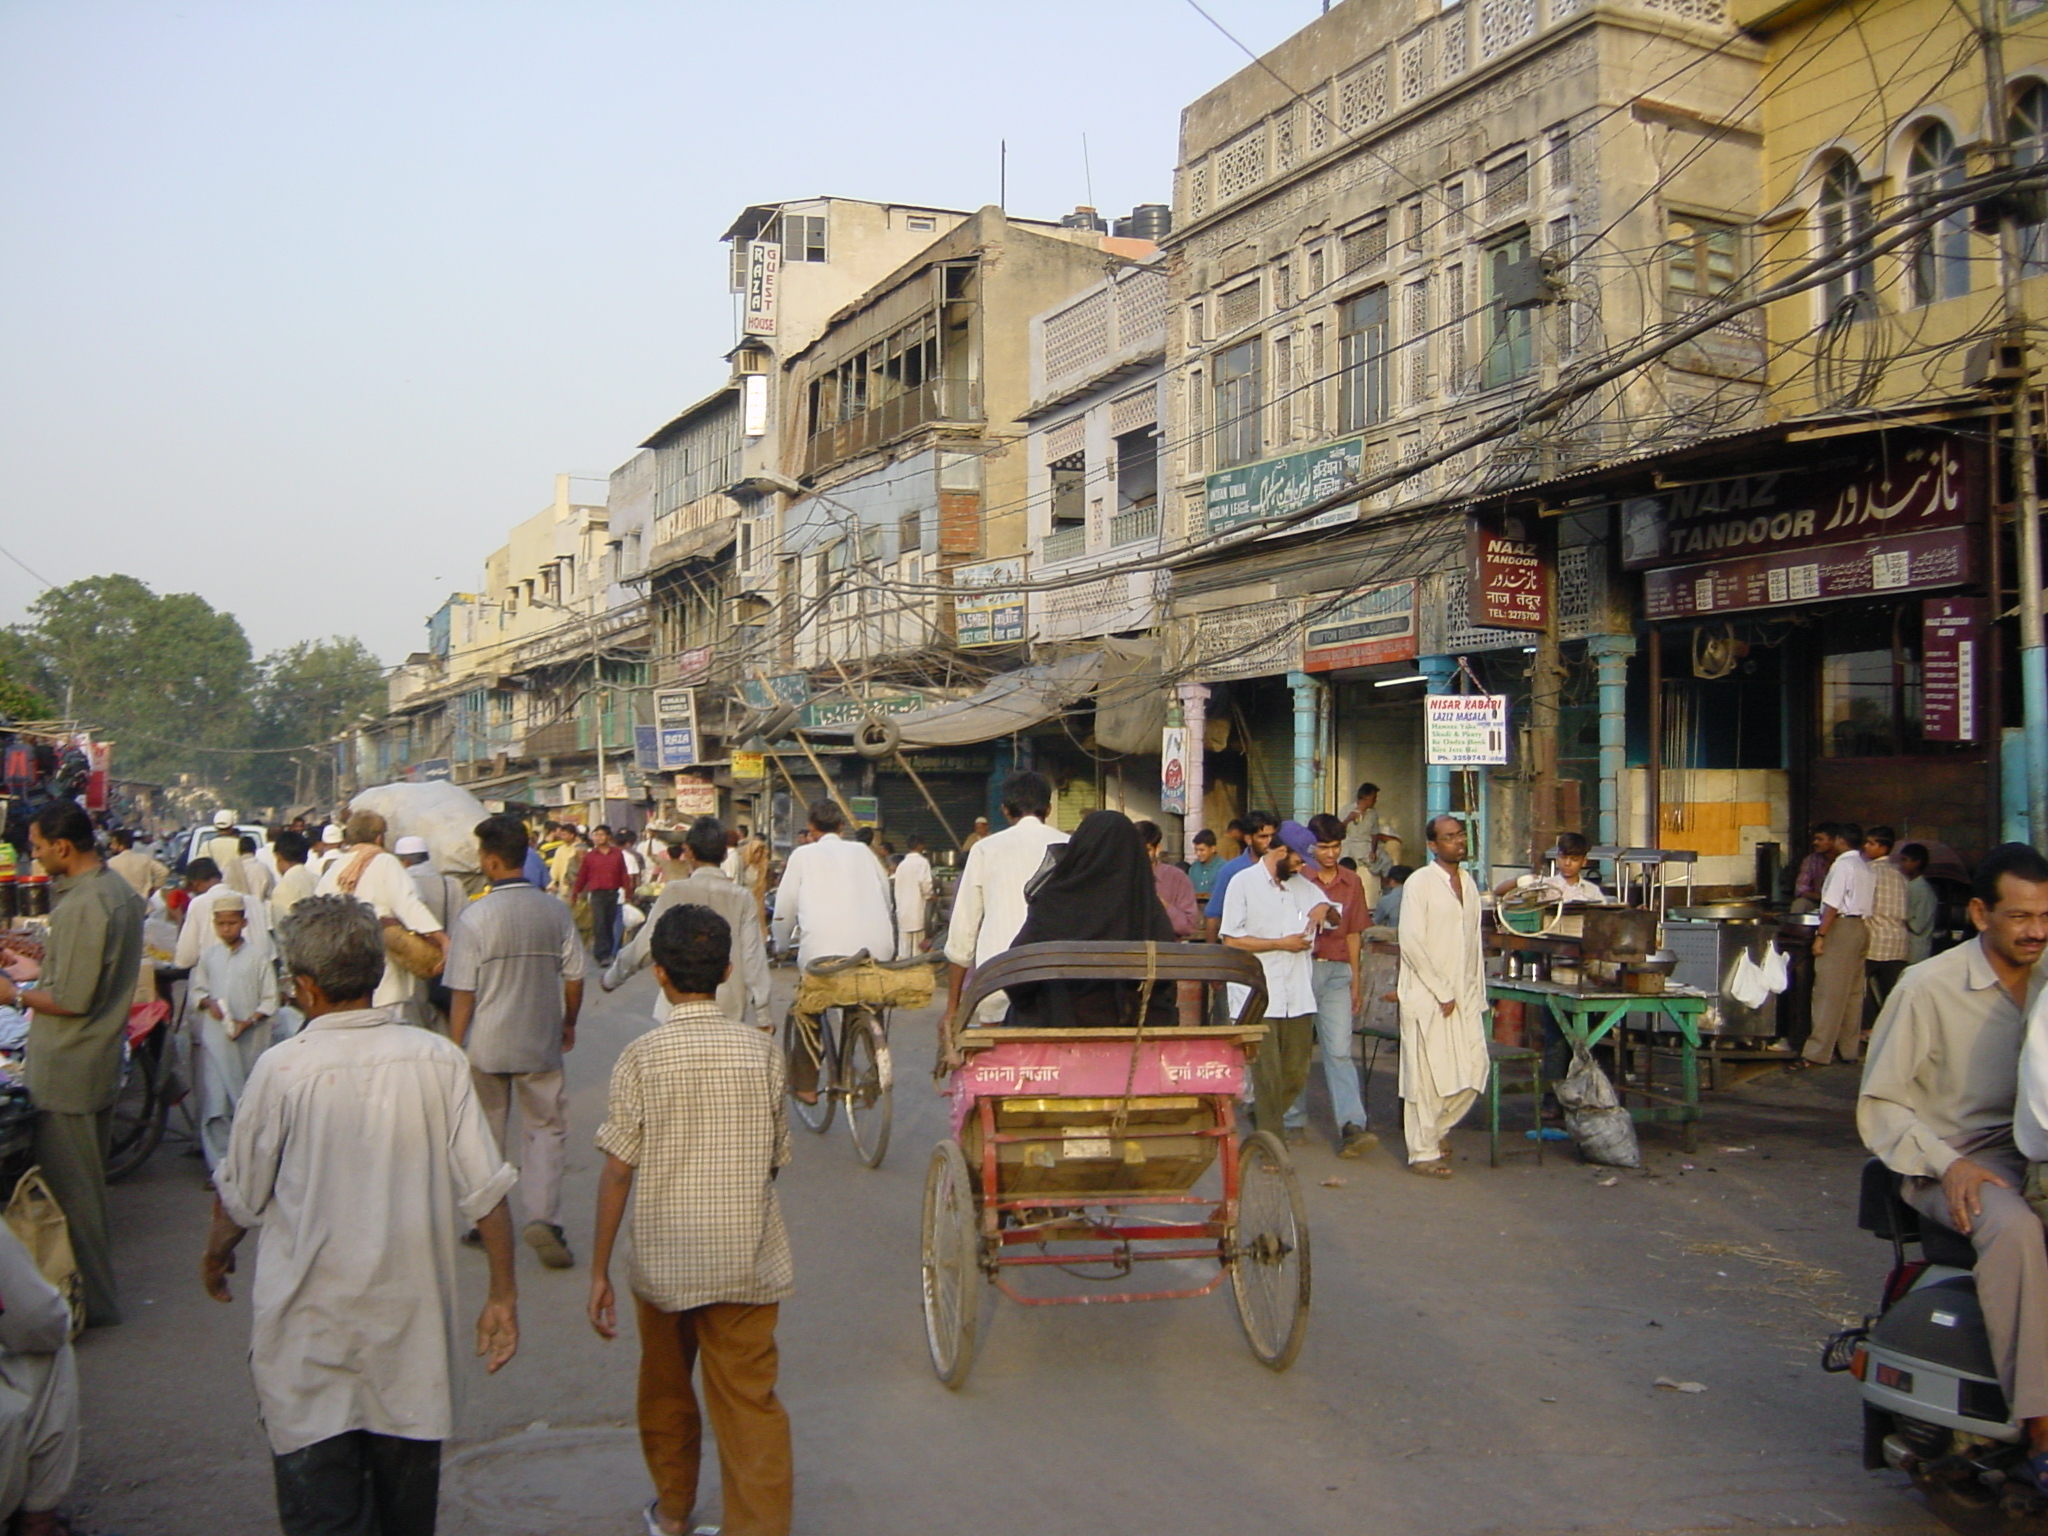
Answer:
[246,637,389,805]
[8,575,255,788]
[0,654,54,721]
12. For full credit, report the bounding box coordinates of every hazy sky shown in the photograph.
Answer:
[0,0,1309,666]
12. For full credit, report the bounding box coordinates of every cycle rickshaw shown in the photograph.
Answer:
[920,941,1310,1387]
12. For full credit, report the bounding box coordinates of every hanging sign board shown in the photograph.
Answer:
[1425,694,1510,766]
[673,777,719,817]
[1922,595,1985,743]
[1468,514,1549,632]
[732,750,766,782]
[653,689,700,770]
[1301,582,1417,672]
[743,240,780,336]
[1160,726,1189,816]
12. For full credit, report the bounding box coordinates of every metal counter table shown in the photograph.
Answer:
[1486,978,1711,1151]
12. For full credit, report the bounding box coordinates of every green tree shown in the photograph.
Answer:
[0,653,53,721]
[8,574,255,789]
[247,637,389,805]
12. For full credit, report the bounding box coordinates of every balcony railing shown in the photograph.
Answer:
[1041,524,1088,564]
[804,378,980,476]
[1108,503,1160,546]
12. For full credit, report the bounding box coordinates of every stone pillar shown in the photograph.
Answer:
[1287,671,1323,823]
[1420,654,1457,828]
[1588,633,1638,849]
[1177,682,1211,839]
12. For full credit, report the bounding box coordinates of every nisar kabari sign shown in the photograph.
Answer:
[1205,439,1363,537]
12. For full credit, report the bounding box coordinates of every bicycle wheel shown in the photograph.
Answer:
[783,1007,836,1134]
[843,1009,893,1169]
[105,1038,167,1183]
[920,1139,982,1387]
[1230,1129,1311,1370]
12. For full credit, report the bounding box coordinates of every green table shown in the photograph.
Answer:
[1487,979,1711,1152]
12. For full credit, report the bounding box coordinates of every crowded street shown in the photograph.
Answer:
[57,955,1941,1536]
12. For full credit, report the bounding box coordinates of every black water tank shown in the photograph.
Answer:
[1113,203,1173,241]
[1060,205,1109,233]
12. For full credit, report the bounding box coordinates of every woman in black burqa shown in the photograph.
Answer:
[1004,809,1180,1029]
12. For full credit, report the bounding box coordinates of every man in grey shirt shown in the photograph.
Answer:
[604,816,771,1029]
[446,816,585,1270]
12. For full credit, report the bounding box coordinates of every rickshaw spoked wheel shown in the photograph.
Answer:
[843,1008,892,1169]
[1230,1129,1311,1371]
[921,1139,982,1388]
[782,1007,835,1134]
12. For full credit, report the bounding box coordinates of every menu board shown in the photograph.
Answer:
[1642,527,1972,619]
[1922,596,1985,743]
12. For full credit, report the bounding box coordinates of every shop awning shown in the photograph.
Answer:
[807,652,1106,748]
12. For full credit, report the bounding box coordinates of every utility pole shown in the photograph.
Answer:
[1978,0,2048,849]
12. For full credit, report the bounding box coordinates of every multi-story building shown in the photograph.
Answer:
[1160,0,1765,873]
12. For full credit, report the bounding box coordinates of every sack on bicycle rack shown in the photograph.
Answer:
[797,959,935,1016]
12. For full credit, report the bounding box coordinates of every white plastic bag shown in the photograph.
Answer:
[1727,949,1770,1009]
[1555,1044,1641,1168]
[1760,944,1790,995]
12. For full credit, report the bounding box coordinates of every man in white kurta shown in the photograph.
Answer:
[893,838,935,955]
[188,892,279,1172]
[768,805,897,969]
[316,812,447,1015]
[1396,815,1490,1174]
[944,772,1068,1024]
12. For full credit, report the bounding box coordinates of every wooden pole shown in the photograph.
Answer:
[791,729,860,828]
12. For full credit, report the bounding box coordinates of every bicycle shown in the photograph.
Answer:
[783,997,893,1169]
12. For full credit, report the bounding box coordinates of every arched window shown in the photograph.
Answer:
[1816,155,1873,315]
[1906,121,1970,304]
[2011,82,2048,273]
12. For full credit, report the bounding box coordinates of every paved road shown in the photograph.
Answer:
[65,966,1947,1535]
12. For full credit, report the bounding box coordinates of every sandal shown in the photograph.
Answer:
[1781,1058,1817,1073]
[1409,1159,1454,1179]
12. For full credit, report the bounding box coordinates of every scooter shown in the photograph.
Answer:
[1826,1157,2045,1528]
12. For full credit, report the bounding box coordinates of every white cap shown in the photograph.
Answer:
[212,810,235,828]
[321,824,344,844]
[394,835,430,857]
[211,890,246,912]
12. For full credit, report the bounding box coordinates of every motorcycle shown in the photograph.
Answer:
[1826,1157,2044,1528]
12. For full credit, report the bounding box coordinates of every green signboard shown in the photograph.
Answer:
[1204,438,1363,536]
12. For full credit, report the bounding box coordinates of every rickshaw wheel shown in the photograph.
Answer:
[782,1007,835,1134]
[921,1139,981,1387]
[1230,1129,1311,1371]
[843,1009,893,1169]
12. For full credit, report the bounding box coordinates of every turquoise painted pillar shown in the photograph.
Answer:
[1587,633,1638,849]
[1287,671,1322,823]
[1420,654,1456,828]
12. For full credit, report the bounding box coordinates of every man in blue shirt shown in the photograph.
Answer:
[1203,811,1278,943]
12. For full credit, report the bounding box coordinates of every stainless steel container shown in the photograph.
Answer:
[1663,916,1780,1037]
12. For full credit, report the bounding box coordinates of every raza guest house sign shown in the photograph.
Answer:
[1634,437,1977,620]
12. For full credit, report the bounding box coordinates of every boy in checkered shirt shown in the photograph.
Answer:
[588,905,794,1536]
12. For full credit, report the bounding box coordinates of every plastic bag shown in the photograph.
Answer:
[1555,1044,1641,1169]
[1760,945,1791,995]
[1727,949,1770,1009]
[5,1167,85,1339]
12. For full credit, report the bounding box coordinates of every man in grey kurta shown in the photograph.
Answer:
[0,804,143,1328]
[1861,843,2048,1471]
[605,817,771,1028]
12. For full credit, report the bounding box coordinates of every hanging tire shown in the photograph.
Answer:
[1230,1129,1311,1371]
[853,716,902,760]
[921,1139,982,1387]
[106,1037,167,1183]
[843,1009,893,1169]
[783,1007,835,1135]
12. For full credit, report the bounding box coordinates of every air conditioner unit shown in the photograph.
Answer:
[1964,332,2032,389]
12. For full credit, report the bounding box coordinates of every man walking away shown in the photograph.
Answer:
[589,905,794,1536]
[205,811,250,895]
[0,804,142,1328]
[893,835,935,956]
[189,891,278,1175]
[1902,843,1940,963]
[1396,815,1489,1178]
[446,816,585,1270]
[316,811,448,1016]
[1864,825,1910,1011]
[1866,844,2048,1490]
[237,836,275,905]
[204,896,519,1535]
[1302,814,1377,1157]
[269,830,318,926]
[944,774,1066,1025]
[607,817,770,1029]
[574,826,631,966]
[1219,821,1332,1143]
[106,829,167,900]
[1801,822,1871,1069]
